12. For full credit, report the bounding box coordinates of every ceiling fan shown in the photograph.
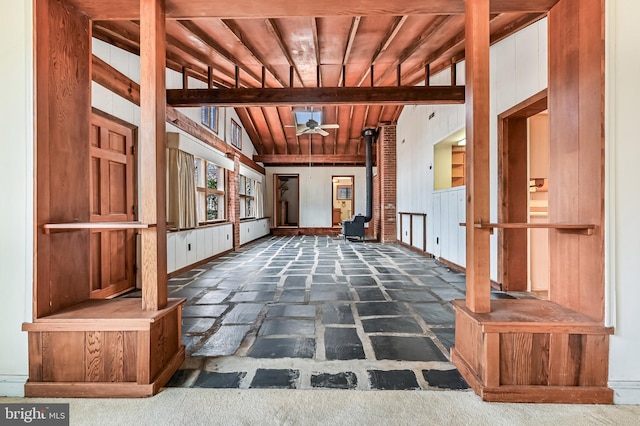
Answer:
[288,110,339,137]
[295,118,339,137]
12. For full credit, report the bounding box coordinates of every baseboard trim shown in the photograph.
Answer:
[398,241,433,257]
[610,380,640,404]
[0,375,27,397]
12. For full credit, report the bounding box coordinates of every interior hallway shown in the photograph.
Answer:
[150,236,516,391]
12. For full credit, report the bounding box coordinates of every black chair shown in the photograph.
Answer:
[342,214,366,241]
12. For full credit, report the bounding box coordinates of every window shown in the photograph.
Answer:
[194,157,225,222]
[230,119,242,150]
[239,175,255,218]
[201,107,218,133]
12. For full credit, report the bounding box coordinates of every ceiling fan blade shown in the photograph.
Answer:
[318,124,339,129]
[296,124,308,132]
[296,127,313,136]
[316,128,329,136]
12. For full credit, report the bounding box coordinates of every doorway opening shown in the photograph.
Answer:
[497,89,549,296]
[274,174,299,227]
[331,176,354,227]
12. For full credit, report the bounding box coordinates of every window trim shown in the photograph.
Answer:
[201,106,218,133]
[195,157,226,223]
[230,119,242,150]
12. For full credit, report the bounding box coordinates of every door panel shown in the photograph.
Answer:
[90,112,136,298]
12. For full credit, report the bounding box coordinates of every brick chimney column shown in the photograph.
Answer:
[378,125,397,243]
[227,153,241,250]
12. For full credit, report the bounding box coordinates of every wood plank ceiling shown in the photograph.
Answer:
[75,0,558,165]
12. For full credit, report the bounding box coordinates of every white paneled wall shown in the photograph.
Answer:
[396,18,548,278]
[265,167,367,228]
[240,218,271,245]
[167,224,234,274]
[91,38,267,275]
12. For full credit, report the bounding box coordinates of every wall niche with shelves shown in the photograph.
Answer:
[451,146,466,187]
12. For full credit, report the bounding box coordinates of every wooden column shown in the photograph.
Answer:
[548,0,605,321]
[139,0,167,311]
[464,0,491,313]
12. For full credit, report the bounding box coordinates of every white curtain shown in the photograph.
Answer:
[255,181,264,219]
[168,148,198,229]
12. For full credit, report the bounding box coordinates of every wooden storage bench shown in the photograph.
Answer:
[22,298,185,398]
[451,299,613,403]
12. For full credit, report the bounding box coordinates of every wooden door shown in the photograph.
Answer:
[89,111,137,298]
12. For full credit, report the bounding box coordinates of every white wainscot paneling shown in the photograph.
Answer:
[204,226,214,258]
[412,216,425,251]
[432,193,442,258]
[457,189,466,267]
[220,224,233,251]
[402,214,411,245]
[448,190,460,265]
[174,231,188,271]
[211,225,220,255]
[196,228,206,261]
[186,230,198,266]
[166,232,176,273]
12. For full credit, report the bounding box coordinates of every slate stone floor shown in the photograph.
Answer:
[149,236,516,391]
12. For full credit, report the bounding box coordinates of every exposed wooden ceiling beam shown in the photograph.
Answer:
[339,16,361,87]
[356,15,409,87]
[235,107,265,154]
[254,154,367,165]
[311,17,321,87]
[265,18,304,87]
[69,0,561,20]
[167,86,464,107]
[176,20,263,86]
[219,19,288,87]
[374,15,451,86]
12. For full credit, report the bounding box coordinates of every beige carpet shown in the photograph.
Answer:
[3,388,640,425]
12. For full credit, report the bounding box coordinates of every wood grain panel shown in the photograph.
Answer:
[85,331,103,382]
[109,162,127,215]
[90,233,101,291]
[548,333,582,386]
[530,333,550,385]
[497,118,528,291]
[109,230,127,283]
[548,0,604,321]
[35,0,91,318]
[42,332,85,382]
[97,331,124,382]
[50,232,90,312]
[28,333,43,382]
[579,334,609,387]
[91,158,101,216]
[123,331,138,382]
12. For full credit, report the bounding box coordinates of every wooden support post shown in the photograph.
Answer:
[289,66,294,88]
[464,0,491,313]
[261,66,266,88]
[207,66,213,89]
[370,65,375,87]
[451,59,457,86]
[235,65,240,88]
[317,65,321,87]
[397,64,402,86]
[182,66,188,89]
[425,63,431,87]
[139,0,168,311]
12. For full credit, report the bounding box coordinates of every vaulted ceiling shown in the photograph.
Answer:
[72,0,559,165]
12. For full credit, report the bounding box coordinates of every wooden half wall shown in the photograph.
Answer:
[35,0,91,318]
[548,0,605,322]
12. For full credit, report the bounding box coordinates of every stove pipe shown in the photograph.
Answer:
[362,128,377,223]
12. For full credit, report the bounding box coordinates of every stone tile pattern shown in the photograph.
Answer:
[162,236,483,391]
